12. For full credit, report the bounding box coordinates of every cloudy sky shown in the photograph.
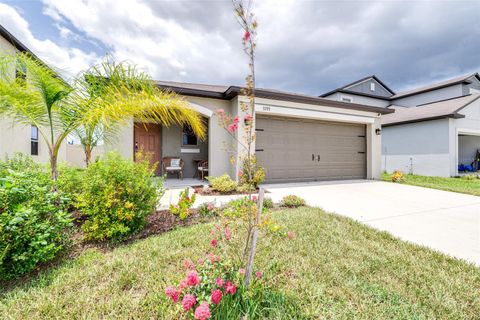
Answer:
[1,0,480,95]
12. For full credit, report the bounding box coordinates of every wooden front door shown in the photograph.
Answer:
[134,123,162,175]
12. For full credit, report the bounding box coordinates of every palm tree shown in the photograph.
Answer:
[71,58,205,166]
[0,53,205,178]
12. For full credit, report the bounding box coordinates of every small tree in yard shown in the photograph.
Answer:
[0,53,205,177]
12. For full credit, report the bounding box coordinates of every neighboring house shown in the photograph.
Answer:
[104,81,392,183]
[322,74,480,177]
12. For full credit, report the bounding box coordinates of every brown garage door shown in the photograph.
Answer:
[255,116,366,182]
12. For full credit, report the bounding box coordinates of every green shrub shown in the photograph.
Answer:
[208,174,238,193]
[239,156,265,189]
[280,195,306,208]
[170,188,196,220]
[57,166,85,206]
[262,197,273,209]
[198,202,217,217]
[0,157,72,280]
[77,152,162,241]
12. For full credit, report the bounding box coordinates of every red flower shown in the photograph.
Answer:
[215,278,224,287]
[194,302,211,320]
[210,239,218,247]
[227,123,238,133]
[179,279,188,290]
[182,294,197,311]
[224,280,237,295]
[255,271,263,279]
[211,289,222,305]
[186,270,200,286]
[243,31,250,42]
[165,286,179,303]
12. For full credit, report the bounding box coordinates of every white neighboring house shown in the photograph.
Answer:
[322,74,480,177]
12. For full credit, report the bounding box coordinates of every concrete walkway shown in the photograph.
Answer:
[263,180,480,265]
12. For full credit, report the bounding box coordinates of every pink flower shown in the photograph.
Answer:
[186,270,200,286]
[287,231,295,239]
[215,278,224,287]
[243,31,250,42]
[183,259,195,270]
[210,239,218,247]
[239,268,246,275]
[245,114,253,121]
[211,289,222,305]
[252,195,257,202]
[194,302,211,320]
[255,271,263,279]
[224,280,237,295]
[224,227,232,240]
[227,123,238,133]
[182,294,197,311]
[217,108,224,114]
[198,258,205,265]
[238,170,244,177]
[179,279,188,290]
[165,286,179,303]
[233,115,240,123]
[207,253,219,264]
[207,203,214,211]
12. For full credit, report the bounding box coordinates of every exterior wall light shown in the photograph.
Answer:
[375,128,382,135]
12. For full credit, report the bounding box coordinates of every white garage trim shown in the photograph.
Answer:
[455,128,480,175]
[255,104,375,124]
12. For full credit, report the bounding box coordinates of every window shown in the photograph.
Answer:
[341,96,352,103]
[370,82,375,91]
[31,125,38,156]
[182,125,197,146]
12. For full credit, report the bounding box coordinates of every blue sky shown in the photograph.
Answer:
[2,0,480,96]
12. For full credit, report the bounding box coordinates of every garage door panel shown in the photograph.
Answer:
[256,116,366,182]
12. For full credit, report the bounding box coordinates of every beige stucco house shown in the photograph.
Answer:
[0,24,392,183]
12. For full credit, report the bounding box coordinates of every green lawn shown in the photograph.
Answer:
[382,172,480,197]
[1,208,479,319]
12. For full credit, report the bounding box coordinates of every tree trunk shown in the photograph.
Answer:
[84,145,92,167]
[50,154,58,181]
[244,187,264,287]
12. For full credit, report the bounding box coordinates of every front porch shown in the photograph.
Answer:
[134,120,210,182]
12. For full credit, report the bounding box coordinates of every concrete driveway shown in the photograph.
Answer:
[264,180,480,265]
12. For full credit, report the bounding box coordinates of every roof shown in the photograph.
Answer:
[156,80,394,115]
[320,75,395,99]
[381,94,480,127]
[391,73,480,99]
[0,24,40,60]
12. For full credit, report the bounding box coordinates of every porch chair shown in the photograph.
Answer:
[197,160,209,180]
[162,157,184,180]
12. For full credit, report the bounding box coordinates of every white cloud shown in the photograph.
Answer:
[41,0,246,84]
[0,2,99,78]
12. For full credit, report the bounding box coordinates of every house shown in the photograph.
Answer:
[0,24,392,183]
[322,74,480,177]
[106,81,392,183]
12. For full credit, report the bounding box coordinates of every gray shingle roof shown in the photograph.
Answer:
[382,94,480,126]
[156,80,394,114]
[390,73,480,99]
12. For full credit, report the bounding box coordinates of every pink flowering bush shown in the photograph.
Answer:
[165,223,270,319]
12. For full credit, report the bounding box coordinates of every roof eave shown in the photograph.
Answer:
[382,113,465,127]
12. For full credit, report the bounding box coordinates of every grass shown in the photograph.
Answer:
[1,207,480,319]
[382,172,480,197]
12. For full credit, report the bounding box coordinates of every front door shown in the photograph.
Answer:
[134,123,162,175]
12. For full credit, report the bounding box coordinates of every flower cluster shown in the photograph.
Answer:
[165,249,239,319]
[170,188,196,220]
